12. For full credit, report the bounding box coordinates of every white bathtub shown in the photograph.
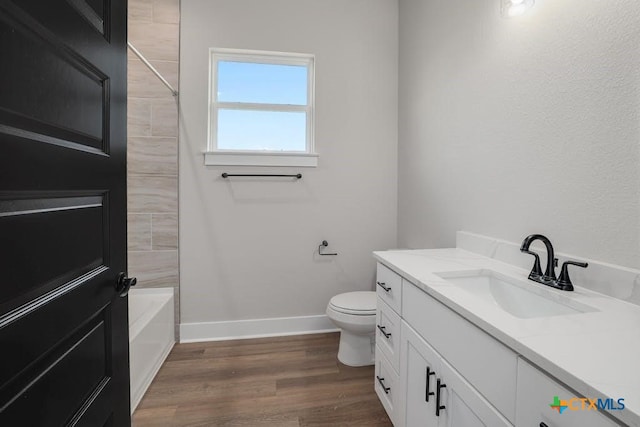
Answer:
[129,288,175,413]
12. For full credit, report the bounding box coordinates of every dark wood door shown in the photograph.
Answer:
[0,0,131,425]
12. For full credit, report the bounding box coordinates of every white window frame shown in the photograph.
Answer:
[205,48,317,167]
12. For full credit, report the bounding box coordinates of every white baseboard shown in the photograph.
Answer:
[179,314,338,343]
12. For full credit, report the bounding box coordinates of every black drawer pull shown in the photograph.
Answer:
[436,379,446,416]
[377,325,392,339]
[377,281,391,292]
[540,424,548,427]
[376,375,390,394]
[425,366,435,402]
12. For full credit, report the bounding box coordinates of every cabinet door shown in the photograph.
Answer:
[403,279,517,422]
[376,263,403,313]
[376,297,402,372]
[401,321,440,427]
[437,357,512,427]
[375,346,400,425]
[516,358,619,427]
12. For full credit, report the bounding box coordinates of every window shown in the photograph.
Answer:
[206,48,317,167]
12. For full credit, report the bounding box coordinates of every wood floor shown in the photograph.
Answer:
[132,332,393,427]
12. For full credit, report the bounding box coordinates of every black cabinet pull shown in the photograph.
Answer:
[376,375,390,394]
[377,325,392,339]
[377,281,391,292]
[436,379,446,416]
[425,366,435,402]
[540,423,548,427]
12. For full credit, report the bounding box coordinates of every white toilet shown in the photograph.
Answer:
[326,291,377,367]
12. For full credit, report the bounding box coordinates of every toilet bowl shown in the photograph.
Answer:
[326,291,376,367]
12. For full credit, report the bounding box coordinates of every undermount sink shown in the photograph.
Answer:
[435,269,597,319]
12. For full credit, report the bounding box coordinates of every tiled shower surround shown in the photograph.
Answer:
[126,0,180,331]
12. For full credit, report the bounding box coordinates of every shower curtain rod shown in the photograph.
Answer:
[127,42,179,97]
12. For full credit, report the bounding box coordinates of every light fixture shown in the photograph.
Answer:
[502,0,534,17]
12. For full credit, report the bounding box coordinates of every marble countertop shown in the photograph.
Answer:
[374,248,640,427]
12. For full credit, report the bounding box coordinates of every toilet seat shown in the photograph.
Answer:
[328,291,376,316]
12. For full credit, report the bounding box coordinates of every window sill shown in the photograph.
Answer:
[204,151,318,167]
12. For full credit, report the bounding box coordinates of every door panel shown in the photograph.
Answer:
[67,0,108,35]
[444,390,485,427]
[0,1,112,152]
[401,320,511,427]
[0,0,129,425]
[0,194,106,311]
[2,319,111,424]
[401,321,440,427]
[437,356,512,427]
[0,267,110,392]
[0,27,106,145]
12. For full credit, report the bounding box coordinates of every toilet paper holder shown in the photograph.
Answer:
[319,240,338,256]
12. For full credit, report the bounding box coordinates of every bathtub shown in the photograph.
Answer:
[129,288,175,413]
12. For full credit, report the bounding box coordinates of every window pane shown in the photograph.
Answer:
[217,109,306,151]
[217,61,308,105]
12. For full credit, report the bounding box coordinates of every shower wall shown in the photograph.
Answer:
[126,0,180,330]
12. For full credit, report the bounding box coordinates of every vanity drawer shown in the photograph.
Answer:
[376,297,401,373]
[376,263,402,314]
[516,358,619,427]
[402,280,517,423]
[375,345,399,425]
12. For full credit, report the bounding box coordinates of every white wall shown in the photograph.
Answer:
[179,0,398,336]
[398,0,640,269]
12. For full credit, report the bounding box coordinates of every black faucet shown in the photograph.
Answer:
[556,260,589,291]
[520,234,557,282]
[520,234,587,291]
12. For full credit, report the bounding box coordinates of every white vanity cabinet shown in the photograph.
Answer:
[375,261,515,426]
[375,264,404,424]
[400,322,512,427]
[516,359,619,427]
[374,251,634,427]
[401,276,518,422]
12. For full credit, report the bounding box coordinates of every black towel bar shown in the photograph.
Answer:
[221,173,302,179]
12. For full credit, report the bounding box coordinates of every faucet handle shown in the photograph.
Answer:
[556,260,588,291]
[522,250,543,280]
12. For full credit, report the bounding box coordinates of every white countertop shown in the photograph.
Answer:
[374,248,640,427]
